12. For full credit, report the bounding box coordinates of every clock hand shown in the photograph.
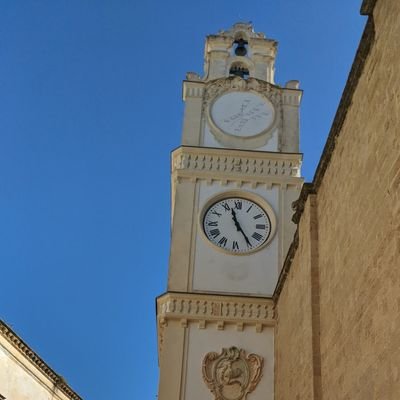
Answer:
[231,209,241,231]
[241,230,252,247]
[231,209,252,247]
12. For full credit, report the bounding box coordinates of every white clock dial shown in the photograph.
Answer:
[211,92,274,137]
[203,197,272,254]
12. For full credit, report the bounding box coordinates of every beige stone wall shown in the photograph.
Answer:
[317,0,400,398]
[275,197,316,400]
[276,0,400,399]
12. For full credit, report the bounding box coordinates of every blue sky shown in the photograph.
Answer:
[0,1,365,399]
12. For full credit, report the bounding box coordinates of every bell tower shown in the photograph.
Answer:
[157,23,303,400]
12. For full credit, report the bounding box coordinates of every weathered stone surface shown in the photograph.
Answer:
[275,198,316,399]
[275,0,400,398]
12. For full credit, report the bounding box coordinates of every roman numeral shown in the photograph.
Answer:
[256,224,266,230]
[211,211,222,217]
[210,229,220,238]
[246,204,253,213]
[207,221,218,226]
[221,203,230,211]
[232,241,239,250]
[234,200,242,210]
[252,232,263,241]
[253,214,263,220]
[218,236,228,247]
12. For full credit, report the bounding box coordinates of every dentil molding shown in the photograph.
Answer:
[0,321,82,400]
[172,146,303,188]
[157,292,274,326]
[157,292,274,353]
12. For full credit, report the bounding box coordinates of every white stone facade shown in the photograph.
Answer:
[0,322,81,400]
[157,22,303,400]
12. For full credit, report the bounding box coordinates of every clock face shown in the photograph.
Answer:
[202,197,272,254]
[211,92,275,137]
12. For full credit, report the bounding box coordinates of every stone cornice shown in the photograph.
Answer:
[361,0,377,15]
[0,320,82,400]
[288,13,376,226]
[291,183,316,224]
[157,292,274,326]
[312,15,375,193]
[172,146,303,188]
[157,292,274,355]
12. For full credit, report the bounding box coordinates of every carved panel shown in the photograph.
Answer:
[202,346,263,400]
[172,146,303,187]
[183,82,205,99]
[157,293,274,324]
[156,293,275,356]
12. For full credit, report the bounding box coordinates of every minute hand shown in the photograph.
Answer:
[231,209,252,247]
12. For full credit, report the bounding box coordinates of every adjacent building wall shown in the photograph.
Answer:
[0,322,82,400]
[275,0,400,398]
[274,197,317,400]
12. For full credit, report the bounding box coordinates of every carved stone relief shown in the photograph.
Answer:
[201,76,282,150]
[202,76,281,112]
[202,346,263,400]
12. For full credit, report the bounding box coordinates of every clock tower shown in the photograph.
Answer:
[157,23,303,400]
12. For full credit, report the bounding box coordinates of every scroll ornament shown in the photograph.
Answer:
[202,76,279,111]
[202,346,263,400]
